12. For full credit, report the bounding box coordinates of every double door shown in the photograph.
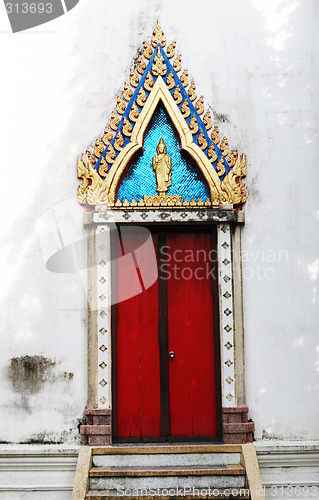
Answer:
[112,225,221,441]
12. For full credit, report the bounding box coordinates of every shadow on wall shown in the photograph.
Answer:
[0,0,317,442]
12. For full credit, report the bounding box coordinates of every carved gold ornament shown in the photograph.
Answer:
[105,144,115,165]
[77,22,247,209]
[166,71,175,90]
[166,41,176,59]
[207,143,217,163]
[180,69,189,88]
[136,88,147,107]
[144,71,154,91]
[130,69,139,87]
[94,139,104,158]
[152,46,167,76]
[173,55,182,73]
[137,55,146,75]
[143,41,153,59]
[110,112,119,131]
[216,157,226,177]
[211,125,220,144]
[181,99,190,118]
[227,150,238,168]
[98,156,108,177]
[198,131,208,150]
[188,82,197,101]
[195,96,204,115]
[129,102,139,122]
[114,131,124,152]
[189,116,199,134]
[122,117,132,137]
[173,85,183,104]
[203,111,212,131]
[102,126,113,146]
[152,20,166,48]
[123,82,133,101]
[116,96,126,115]
[220,137,229,157]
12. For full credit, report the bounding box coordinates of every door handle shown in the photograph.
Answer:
[169,351,175,359]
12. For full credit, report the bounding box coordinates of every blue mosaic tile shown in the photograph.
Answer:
[117,104,210,203]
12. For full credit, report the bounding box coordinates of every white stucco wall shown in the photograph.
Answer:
[0,0,318,444]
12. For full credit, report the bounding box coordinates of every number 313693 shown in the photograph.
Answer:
[5,3,53,14]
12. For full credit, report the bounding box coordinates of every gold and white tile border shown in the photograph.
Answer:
[218,223,236,407]
[96,225,112,408]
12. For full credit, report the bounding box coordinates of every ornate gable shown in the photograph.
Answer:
[77,21,247,209]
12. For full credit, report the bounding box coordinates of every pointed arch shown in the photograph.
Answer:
[106,77,221,204]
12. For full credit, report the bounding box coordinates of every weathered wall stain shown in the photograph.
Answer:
[7,356,74,413]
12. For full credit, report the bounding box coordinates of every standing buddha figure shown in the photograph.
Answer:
[152,138,172,197]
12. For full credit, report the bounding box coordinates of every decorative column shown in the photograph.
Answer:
[80,224,112,445]
[218,223,254,444]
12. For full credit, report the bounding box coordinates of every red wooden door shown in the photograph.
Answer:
[113,226,219,441]
[166,231,217,437]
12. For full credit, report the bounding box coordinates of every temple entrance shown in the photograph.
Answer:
[112,225,221,442]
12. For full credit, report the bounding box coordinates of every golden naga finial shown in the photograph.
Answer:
[151,20,166,48]
[152,46,167,76]
[152,138,172,197]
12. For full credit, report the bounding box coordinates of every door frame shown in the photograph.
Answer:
[84,208,247,444]
[110,223,222,443]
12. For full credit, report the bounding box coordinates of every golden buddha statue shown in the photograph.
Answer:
[152,138,172,197]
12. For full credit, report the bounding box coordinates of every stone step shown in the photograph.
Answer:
[86,488,250,500]
[89,464,245,477]
[92,445,241,468]
[93,453,241,468]
[89,469,246,491]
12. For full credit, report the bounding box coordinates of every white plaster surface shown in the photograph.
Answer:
[0,0,318,445]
